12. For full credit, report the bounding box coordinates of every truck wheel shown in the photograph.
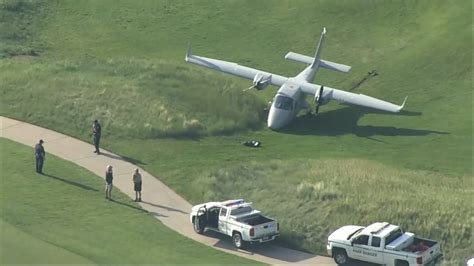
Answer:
[232,232,244,249]
[333,250,349,265]
[395,260,409,266]
[193,216,204,234]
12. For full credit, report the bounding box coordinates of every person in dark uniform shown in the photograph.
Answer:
[132,168,142,202]
[105,165,113,199]
[34,139,46,174]
[92,120,102,154]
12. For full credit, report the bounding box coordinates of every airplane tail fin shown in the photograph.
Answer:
[311,27,326,68]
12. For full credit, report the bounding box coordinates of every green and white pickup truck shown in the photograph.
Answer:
[190,199,279,248]
[327,222,443,266]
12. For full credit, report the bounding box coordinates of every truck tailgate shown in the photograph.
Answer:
[253,220,278,238]
[421,242,442,264]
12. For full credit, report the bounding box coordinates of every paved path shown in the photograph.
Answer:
[1,116,335,265]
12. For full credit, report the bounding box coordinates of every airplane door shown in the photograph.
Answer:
[218,207,228,234]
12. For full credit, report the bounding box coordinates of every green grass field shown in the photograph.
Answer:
[0,139,261,265]
[0,0,472,264]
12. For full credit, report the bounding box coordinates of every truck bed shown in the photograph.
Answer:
[402,237,437,253]
[237,214,273,226]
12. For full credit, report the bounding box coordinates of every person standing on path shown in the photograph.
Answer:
[92,120,102,154]
[34,139,46,174]
[105,165,113,199]
[132,168,142,202]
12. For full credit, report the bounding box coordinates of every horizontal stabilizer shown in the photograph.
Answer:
[319,59,351,73]
[285,52,313,64]
[285,52,351,73]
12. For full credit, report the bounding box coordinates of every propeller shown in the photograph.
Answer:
[315,86,324,114]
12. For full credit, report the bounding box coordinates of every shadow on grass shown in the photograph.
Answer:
[42,173,98,191]
[202,230,318,263]
[100,152,147,165]
[141,201,188,214]
[279,106,448,138]
[109,198,149,213]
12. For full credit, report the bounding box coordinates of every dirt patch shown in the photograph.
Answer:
[11,54,38,61]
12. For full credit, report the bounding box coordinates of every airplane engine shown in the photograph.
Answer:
[314,86,329,105]
[314,86,329,114]
[252,72,272,90]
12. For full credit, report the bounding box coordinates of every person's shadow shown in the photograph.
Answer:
[43,173,98,191]
[279,106,448,139]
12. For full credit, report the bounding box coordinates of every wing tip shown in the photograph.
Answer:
[185,42,192,61]
[397,96,408,112]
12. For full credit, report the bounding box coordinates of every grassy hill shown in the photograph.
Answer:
[0,139,260,264]
[1,0,472,264]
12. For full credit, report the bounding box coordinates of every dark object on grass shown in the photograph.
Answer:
[242,140,261,148]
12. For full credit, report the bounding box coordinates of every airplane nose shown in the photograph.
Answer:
[267,108,284,130]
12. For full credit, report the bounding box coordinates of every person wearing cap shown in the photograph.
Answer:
[34,139,46,174]
[92,120,102,154]
[105,165,113,199]
[132,168,142,202]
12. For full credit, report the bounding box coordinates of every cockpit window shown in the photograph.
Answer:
[274,95,294,110]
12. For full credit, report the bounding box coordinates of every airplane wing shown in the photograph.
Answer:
[185,46,288,87]
[301,83,407,113]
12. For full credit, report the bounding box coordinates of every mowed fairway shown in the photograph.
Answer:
[0,139,260,265]
[0,0,472,264]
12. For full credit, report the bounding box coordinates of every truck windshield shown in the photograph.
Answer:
[347,228,363,240]
[385,228,403,246]
[274,95,294,110]
[230,206,253,216]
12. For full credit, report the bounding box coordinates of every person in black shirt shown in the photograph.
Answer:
[92,120,102,154]
[34,139,46,174]
[105,165,113,199]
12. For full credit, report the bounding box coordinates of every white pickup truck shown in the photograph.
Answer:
[327,222,443,266]
[190,199,279,248]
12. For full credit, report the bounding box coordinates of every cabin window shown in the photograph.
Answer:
[230,206,253,216]
[353,235,369,245]
[385,228,403,245]
[219,208,227,217]
[371,236,381,247]
[274,95,294,110]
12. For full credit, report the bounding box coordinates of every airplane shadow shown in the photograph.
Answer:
[42,173,98,192]
[279,106,448,139]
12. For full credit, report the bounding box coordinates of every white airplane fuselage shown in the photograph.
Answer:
[267,57,321,130]
[267,81,307,129]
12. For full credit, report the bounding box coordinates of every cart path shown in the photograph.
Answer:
[1,116,335,266]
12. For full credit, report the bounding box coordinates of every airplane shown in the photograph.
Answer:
[185,27,407,130]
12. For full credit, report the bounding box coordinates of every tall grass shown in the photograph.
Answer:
[190,159,472,264]
[1,58,265,138]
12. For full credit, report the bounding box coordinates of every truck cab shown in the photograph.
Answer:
[190,199,279,248]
